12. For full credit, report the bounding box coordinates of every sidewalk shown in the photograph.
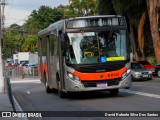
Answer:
[0,92,27,120]
[0,92,13,111]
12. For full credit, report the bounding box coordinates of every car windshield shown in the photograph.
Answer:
[65,30,128,64]
[131,62,144,69]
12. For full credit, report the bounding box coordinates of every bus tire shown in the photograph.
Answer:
[44,74,52,93]
[57,79,66,98]
[109,89,119,96]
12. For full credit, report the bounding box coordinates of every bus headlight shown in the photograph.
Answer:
[67,72,80,82]
[122,69,130,80]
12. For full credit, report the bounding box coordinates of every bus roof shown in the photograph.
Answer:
[38,15,126,36]
[67,15,124,20]
[38,20,65,36]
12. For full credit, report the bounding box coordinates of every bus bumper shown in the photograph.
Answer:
[65,73,132,92]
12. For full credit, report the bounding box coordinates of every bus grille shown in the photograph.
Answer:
[81,79,121,87]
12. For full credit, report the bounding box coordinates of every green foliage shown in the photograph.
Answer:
[67,0,97,17]
[24,5,64,34]
[150,57,157,65]
[3,25,22,58]
[21,35,38,52]
[97,0,116,15]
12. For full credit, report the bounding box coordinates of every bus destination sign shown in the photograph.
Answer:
[67,17,126,28]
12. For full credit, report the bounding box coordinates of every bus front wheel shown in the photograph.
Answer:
[57,80,66,98]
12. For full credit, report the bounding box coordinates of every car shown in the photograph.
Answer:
[6,63,18,69]
[155,63,160,77]
[131,61,152,80]
[136,60,156,75]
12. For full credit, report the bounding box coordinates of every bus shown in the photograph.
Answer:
[38,15,132,98]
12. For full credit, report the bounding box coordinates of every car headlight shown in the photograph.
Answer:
[135,72,141,75]
[122,69,130,80]
[67,72,80,82]
[148,71,152,74]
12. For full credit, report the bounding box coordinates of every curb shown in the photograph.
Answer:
[13,95,29,120]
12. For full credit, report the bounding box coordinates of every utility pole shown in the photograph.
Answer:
[1,0,5,37]
[0,0,6,93]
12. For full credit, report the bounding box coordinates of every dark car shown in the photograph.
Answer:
[136,60,156,75]
[131,62,152,80]
[155,63,160,77]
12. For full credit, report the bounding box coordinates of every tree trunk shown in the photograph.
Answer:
[147,0,160,63]
[129,21,139,60]
[137,12,146,60]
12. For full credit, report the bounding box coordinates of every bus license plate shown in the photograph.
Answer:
[96,82,108,87]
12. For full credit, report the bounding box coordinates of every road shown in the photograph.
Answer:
[11,77,160,120]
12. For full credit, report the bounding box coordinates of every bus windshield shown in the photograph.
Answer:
[65,30,127,64]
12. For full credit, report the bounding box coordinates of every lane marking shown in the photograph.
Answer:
[133,85,159,89]
[11,80,41,83]
[120,89,160,99]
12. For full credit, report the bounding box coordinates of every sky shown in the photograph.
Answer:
[5,0,69,27]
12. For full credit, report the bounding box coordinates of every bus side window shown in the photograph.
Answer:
[41,36,47,56]
[50,33,58,56]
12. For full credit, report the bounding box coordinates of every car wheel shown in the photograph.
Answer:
[158,71,160,78]
[147,77,152,80]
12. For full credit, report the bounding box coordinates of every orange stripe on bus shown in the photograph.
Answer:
[74,67,127,81]
[38,64,41,77]
[38,63,48,79]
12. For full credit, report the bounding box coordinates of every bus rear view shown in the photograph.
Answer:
[38,15,132,98]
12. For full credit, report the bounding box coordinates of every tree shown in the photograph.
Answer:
[97,0,116,15]
[146,0,160,63]
[68,0,97,17]
[24,5,64,35]
[3,24,22,58]
[21,35,38,52]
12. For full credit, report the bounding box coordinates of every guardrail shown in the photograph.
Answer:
[5,66,38,78]
[4,66,39,112]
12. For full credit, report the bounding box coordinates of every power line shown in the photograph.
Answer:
[5,15,30,27]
